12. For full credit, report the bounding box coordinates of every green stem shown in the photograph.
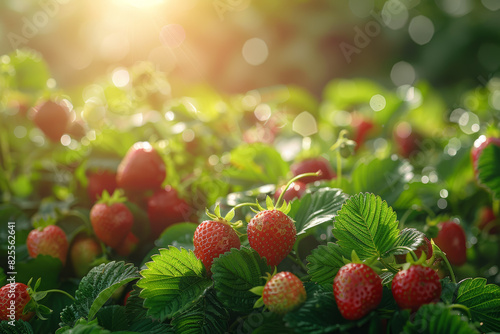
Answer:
[434,248,456,283]
[287,252,308,273]
[42,289,76,301]
[275,171,320,208]
[391,246,419,262]
[449,304,472,319]
[336,149,342,188]
[379,258,399,274]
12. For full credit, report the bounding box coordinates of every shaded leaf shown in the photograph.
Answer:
[0,320,34,334]
[212,247,272,313]
[288,188,347,236]
[477,144,500,199]
[384,228,424,257]
[137,247,212,321]
[96,306,129,332]
[306,243,347,285]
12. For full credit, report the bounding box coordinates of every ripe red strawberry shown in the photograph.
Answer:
[477,206,500,235]
[32,100,70,142]
[471,136,500,181]
[193,210,241,274]
[116,142,166,192]
[395,235,433,264]
[393,122,422,158]
[70,234,102,278]
[87,169,118,202]
[0,283,34,321]
[391,264,441,312]
[115,232,139,257]
[27,225,69,265]
[290,157,335,184]
[333,263,382,320]
[147,186,195,239]
[433,221,467,266]
[262,271,306,314]
[273,181,307,203]
[247,209,296,267]
[90,191,134,249]
[352,116,375,149]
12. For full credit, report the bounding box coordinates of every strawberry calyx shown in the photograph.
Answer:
[96,189,127,206]
[342,250,381,274]
[32,216,57,230]
[205,204,244,233]
[249,267,278,309]
[25,277,75,320]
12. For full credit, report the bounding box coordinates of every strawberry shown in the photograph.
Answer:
[352,115,375,149]
[433,221,467,266]
[70,234,102,278]
[290,157,335,184]
[147,186,195,239]
[115,232,139,257]
[27,225,69,265]
[116,142,166,192]
[391,264,441,312]
[67,120,87,140]
[333,263,382,320]
[0,283,34,321]
[262,271,306,314]
[393,122,422,158]
[247,208,296,267]
[193,207,241,274]
[395,235,433,264]
[31,100,70,142]
[471,136,500,182]
[477,206,500,235]
[90,191,134,249]
[87,169,118,202]
[273,181,307,203]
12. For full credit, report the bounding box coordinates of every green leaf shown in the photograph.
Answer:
[211,247,272,313]
[223,143,289,187]
[384,228,424,257]
[403,303,479,334]
[60,262,139,327]
[440,278,458,305]
[155,222,198,251]
[341,158,413,206]
[16,255,63,290]
[477,144,500,200]
[455,278,500,332]
[332,193,400,260]
[56,318,111,334]
[306,243,347,285]
[283,283,376,333]
[137,247,212,321]
[7,50,51,92]
[239,312,293,334]
[0,267,6,287]
[95,306,129,332]
[171,289,229,334]
[0,320,34,334]
[288,188,347,236]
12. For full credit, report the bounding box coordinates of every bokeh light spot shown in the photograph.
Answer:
[242,38,269,66]
[160,24,186,49]
[370,94,386,111]
[182,129,195,142]
[112,68,130,87]
[14,126,27,139]
[292,111,318,137]
[395,121,412,139]
[100,33,130,62]
[391,61,416,86]
[437,198,448,209]
[436,0,472,17]
[254,104,271,121]
[408,15,434,45]
[482,0,500,10]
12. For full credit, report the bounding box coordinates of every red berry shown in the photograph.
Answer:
[87,169,118,202]
[0,283,34,321]
[393,122,422,158]
[273,181,307,203]
[90,201,133,249]
[395,236,433,264]
[247,210,296,267]
[70,234,102,278]
[116,142,166,192]
[263,272,306,314]
[115,232,139,257]
[391,264,441,312]
[290,157,335,184]
[333,263,382,321]
[193,220,241,274]
[32,100,70,142]
[477,206,500,235]
[471,137,500,182]
[27,225,69,265]
[352,116,375,149]
[147,186,194,239]
[433,221,467,266]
